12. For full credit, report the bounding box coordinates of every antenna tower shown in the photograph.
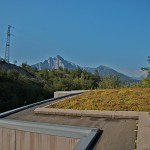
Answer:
[4,25,12,63]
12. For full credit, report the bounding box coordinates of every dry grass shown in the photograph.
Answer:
[47,88,150,111]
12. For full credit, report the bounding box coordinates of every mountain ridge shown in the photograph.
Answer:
[32,55,138,82]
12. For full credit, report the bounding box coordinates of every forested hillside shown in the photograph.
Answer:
[25,64,122,90]
[0,63,121,113]
[0,69,53,113]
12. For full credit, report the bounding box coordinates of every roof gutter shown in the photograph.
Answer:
[0,92,82,118]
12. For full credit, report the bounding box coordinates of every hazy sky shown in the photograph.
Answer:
[0,0,150,77]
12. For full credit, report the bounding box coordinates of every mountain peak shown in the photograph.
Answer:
[33,55,77,70]
[55,55,63,60]
[98,65,110,69]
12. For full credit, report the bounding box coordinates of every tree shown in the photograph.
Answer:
[37,69,49,80]
[0,70,7,76]
[140,56,150,87]
[7,70,19,80]
[13,60,17,65]
[92,69,101,88]
[21,63,37,74]
[141,56,150,75]
[71,67,83,78]
[98,75,121,89]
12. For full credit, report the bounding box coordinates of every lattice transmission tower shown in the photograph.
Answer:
[4,25,12,63]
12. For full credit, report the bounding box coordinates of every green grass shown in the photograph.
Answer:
[47,88,150,111]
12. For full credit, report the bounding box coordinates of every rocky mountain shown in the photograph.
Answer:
[32,55,138,82]
[32,55,79,70]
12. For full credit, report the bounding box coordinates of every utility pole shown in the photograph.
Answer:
[4,25,12,63]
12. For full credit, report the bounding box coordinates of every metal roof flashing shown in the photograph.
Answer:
[0,93,80,118]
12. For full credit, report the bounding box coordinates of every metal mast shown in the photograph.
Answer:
[4,25,12,63]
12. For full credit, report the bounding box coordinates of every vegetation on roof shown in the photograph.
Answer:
[47,88,150,111]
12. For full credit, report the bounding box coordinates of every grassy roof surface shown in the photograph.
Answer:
[47,88,150,111]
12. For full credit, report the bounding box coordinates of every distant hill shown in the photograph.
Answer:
[0,61,35,78]
[84,65,137,82]
[32,55,138,82]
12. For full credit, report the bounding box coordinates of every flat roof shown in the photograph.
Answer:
[3,99,137,150]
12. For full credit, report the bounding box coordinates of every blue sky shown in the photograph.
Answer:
[0,0,150,77]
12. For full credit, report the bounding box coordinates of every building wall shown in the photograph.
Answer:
[0,127,79,150]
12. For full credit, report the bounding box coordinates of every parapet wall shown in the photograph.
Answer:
[54,90,87,98]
